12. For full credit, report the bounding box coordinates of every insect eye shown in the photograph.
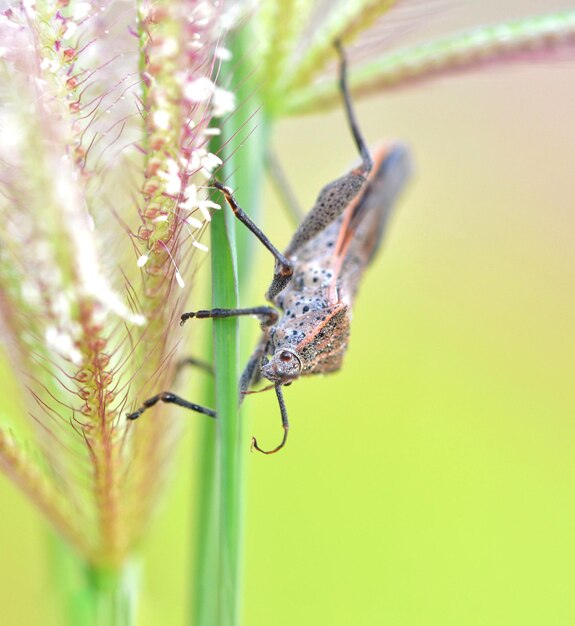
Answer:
[279,351,292,362]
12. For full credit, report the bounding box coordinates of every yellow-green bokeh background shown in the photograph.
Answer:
[2,12,575,625]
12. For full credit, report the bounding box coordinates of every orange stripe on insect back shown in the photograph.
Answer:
[295,303,346,351]
[328,144,392,301]
[327,200,355,302]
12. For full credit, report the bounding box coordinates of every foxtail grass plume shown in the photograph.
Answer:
[0,0,234,566]
[1,0,575,573]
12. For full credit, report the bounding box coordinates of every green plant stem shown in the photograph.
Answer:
[191,417,218,626]
[211,176,240,626]
[190,24,269,626]
[50,534,138,626]
[84,565,139,626]
[188,130,240,626]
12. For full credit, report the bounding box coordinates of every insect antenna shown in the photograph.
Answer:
[251,385,290,455]
[335,40,373,175]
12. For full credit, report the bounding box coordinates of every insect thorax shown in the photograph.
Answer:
[269,287,350,377]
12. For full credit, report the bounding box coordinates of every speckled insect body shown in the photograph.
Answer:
[255,145,410,392]
[127,45,412,454]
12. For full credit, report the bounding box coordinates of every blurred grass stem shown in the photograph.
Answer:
[51,535,138,626]
[191,24,267,626]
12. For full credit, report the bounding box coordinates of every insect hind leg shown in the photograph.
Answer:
[283,43,374,258]
[175,356,214,378]
[335,40,373,175]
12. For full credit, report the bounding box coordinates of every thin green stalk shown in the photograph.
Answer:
[50,535,138,626]
[211,202,240,625]
[190,416,218,626]
[189,130,236,626]
[189,129,239,626]
[190,23,269,626]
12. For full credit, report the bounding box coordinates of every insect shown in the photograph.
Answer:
[127,43,412,454]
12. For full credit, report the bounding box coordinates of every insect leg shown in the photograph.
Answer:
[175,356,214,378]
[335,40,373,175]
[251,384,290,455]
[180,306,278,327]
[213,180,294,298]
[283,44,373,258]
[126,392,216,421]
[239,336,268,399]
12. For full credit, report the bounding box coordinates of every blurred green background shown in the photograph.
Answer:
[1,12,575,626]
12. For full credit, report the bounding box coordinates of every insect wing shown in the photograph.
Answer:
[331,143,412,301]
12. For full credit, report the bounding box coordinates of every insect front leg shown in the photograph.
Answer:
[179,306,290,454]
